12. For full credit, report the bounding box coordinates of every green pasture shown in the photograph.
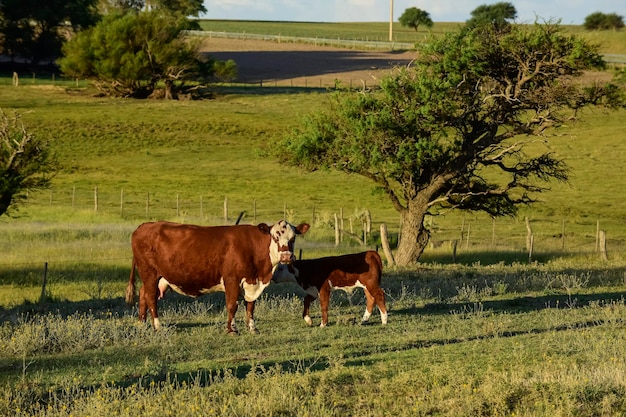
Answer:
[197,20,626,55]
[0,55,626,415]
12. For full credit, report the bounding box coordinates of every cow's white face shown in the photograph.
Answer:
[268,220,310,268]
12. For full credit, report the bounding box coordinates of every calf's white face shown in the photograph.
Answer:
[268,220,309,269]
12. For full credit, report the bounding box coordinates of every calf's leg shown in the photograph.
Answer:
[319,286,331,327]
[303,294,316,326]
[362,288,376,323]
[370,286,388,325]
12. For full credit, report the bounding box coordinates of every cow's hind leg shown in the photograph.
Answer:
[245,301,259,334]
[224,285,239,335]
[139,286,148,323]
[143,282,161,330]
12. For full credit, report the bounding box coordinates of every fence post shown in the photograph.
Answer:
[528,234,534,263]
[120,189,124,217]
[176,193,180,217]
[94,186,98,213]
[525,217,533,251]
[334,213,340,246]
[340,207,344,242]
[452,240,458,263]
[380,223,395,266]
[596,220,600,252]
[39,262,48,304]
[146,192,150,219]
[599,230,608,261]
[224,197,228,222]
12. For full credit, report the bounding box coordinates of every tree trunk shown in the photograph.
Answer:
[394,205,430,266]
[164,81,174,100]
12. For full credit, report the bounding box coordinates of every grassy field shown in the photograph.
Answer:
[0,39,626,415]
[197,20,626,55]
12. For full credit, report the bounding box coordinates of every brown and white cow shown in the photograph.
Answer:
[273,250,388,327]
[125,220,309,334]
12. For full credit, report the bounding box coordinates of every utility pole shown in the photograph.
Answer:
[389,0,394,41]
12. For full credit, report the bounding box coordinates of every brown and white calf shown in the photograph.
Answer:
[126,220,309,334]
[273,250,388,327]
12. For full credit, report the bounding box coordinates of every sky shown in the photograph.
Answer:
[200,0,625,25]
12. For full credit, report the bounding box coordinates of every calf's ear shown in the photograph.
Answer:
[257,223,271,234]
[296,223,310,235]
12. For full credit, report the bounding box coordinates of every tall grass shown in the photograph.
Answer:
[2,263,626,416]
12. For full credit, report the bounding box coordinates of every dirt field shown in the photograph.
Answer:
[200,37,416,87]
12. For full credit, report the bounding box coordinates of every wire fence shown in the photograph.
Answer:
[9,184,626,267]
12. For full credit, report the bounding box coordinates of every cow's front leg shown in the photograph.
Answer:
[224,289,239,335]
[245,301,259,334]
[362,288,376,324]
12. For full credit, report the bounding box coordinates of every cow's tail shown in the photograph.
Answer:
[125,257,137,306]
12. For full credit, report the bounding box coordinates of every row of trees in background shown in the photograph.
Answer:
[400,2,623,33]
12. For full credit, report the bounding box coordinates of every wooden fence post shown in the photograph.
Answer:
[224,197,228,222]
[39,262,48,304]
[528,234,534,263]
[146,192,150,219]
[525,217,533,251]
[599,230,608,261]
[596,220,600,252]
[120,189,124,217]
[340,207,344,242]
[452,240,458,263]
[379,223,395,266]
[334,213,340,246]
[94,186,98,213]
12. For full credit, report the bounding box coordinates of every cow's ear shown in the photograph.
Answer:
[257,223,271,234]
[295,223,310,235]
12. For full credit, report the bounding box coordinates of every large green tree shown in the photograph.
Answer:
[0,110,56,217]
[0,0,99,65]
[398,7,433,32]
[99,0,206,17]
[277,22,623,265]
[466,2,516,30]
[58,11,218,99]
[584,12,625,31]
